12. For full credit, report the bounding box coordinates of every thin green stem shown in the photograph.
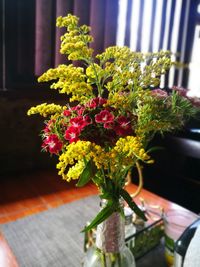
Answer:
[91,62,103,96]
[110,253,117,267]
[100,252,107,267]
[77,27,103,96]
[117,253,122,267]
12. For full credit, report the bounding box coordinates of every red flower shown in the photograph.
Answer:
[104,122,114,129]
[70,115,91,129]
[63,109,71,116]
[88,97,107,109]
[43,120,55,134]
[42,134,63,154]
[95,110,114,123]
[64,126,80,143]
[114,116,132,136]
[44,125,51,134]
[83,115,92,125]
[71,105,85,115]
[70,116,85,128]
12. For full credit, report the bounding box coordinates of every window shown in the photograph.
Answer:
[188,1,200,97]
[1,0,119,92]
[116,0,199,89]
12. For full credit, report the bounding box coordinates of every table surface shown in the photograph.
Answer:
[0,180,197,267]
[137,242,168,267]
[128,184,198,267]
[130,183,197,218]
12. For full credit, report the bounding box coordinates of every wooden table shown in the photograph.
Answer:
[131,183,196,216]
[130,184,198,267]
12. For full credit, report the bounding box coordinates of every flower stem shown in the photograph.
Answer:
[100,252,107,267]
[117,253,122,267]
[110,253,116,267]
[91,62,103,96]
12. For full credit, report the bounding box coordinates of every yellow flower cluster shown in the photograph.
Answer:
[56,14,79,30]
[69,82,93,103]
[27,103,62,117]
[97,46,140,65]
[86,64,105,84]
[106,92,132,110]
[134,90,169,137]
[90,144,110,170]
[66,160,85,181]
[38,64,94,103]
[57,141,115,181]
[96,47,172,94]
[38,64,85,85]
[56,141,92,181]
[56,14,93,61]
[114,136,153,163]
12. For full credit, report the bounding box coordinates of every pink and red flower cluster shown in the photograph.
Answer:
[41,97,135,154]
[65,115,92,143]
[42,134,63,154]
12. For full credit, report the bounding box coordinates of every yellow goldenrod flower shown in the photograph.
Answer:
[114,136,151,163]
[66,160,85,181]
[27,103,62,117]
[56,141,92,180]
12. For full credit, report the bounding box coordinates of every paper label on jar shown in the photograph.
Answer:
[96,212,124,253]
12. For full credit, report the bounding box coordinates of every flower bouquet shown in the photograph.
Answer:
[28,14,200,267]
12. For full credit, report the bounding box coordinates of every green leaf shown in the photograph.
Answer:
[76,159,97,187]
[121,165,132,180]
[120,188,147,221]
[81,202,116,232]
[106,178,115,194]
[99,192,111,200]
[116,165,133,189]
[146,146,164,154]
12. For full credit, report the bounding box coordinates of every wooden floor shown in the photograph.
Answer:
[0,170,98,224]
[0,170,98,267]
[0,170,194,267]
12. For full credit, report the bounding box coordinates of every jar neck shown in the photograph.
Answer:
[95,200,125,253]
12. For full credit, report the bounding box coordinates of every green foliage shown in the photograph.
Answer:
[120,189,147,221]
[82,200,117,232]
[76,159,97,187]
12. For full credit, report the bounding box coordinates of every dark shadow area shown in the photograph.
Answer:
[0,91,68,177]
[0,169,76,205]
[141,124,200,214]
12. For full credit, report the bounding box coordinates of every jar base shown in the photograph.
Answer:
[83,246,136,267]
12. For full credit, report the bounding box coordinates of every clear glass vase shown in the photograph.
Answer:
[83,202,136,267]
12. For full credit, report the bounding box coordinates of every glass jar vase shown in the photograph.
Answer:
[83,201,136,267]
